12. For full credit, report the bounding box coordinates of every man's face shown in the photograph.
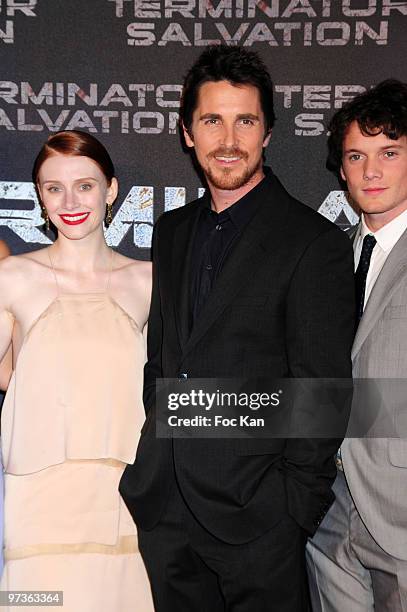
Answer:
[341,121,407,229]
[183,80,271,191]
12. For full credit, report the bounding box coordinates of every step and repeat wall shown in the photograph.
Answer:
[0,1,406,263]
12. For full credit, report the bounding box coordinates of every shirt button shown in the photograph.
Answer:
[216,224,222,231]
[206,264,213,270]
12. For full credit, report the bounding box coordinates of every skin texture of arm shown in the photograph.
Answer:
[0,240,13,391]
[0,240,10,259]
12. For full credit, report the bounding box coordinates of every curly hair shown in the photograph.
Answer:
[327,79,407,175]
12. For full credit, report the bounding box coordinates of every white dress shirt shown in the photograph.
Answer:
[354,209,407,309]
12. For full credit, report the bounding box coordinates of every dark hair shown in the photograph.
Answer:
[180,45,275,136]
[33,130,115,184]
[327,79,407,175]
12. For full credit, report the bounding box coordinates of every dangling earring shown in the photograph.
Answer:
[105,202,113,228]
[41,207,50,232]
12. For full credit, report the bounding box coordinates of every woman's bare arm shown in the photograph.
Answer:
[0,240,9,259]
[0,338,12,391]
[0,242,14,391]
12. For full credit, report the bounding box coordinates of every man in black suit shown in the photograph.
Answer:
[120,45,355,611]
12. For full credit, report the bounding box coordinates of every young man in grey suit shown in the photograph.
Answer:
[307,80,407,611]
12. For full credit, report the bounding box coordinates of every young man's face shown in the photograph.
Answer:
[341,121,407,229]
[183,80,271,192]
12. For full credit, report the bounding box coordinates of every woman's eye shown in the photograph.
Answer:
[80,183,92,191]
[47,186,61,193]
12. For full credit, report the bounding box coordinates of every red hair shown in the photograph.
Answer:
[33,130,115,185]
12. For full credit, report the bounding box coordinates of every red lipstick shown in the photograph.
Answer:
[59,212,90,225]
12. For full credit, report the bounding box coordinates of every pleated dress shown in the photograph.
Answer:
[0,253,154,611]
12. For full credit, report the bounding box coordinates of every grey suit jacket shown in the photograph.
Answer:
[342,223,407,559]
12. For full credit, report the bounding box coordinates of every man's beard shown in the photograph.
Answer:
[203,147,262,191]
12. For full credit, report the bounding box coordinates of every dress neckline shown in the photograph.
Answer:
[13,292,141,376]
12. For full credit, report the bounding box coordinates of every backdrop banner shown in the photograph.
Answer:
[1,1,406,404]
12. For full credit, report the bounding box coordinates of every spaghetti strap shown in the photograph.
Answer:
[46,248,60,295]
[105,248,114,294]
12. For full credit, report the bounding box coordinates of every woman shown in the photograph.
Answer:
[0,132,154,611]
[0,239,10,580]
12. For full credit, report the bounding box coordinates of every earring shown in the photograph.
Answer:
[105,202,113,227]
[41,207,50,232]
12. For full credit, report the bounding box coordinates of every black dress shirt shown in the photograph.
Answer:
[190,169,271,325]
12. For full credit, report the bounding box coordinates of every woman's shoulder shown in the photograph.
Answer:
[0,253,25,278]
[111,252,152,323]
[0,255,31,308]
[0,248,51,287]
[114,251,151,282]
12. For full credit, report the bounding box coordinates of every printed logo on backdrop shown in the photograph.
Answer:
[0,81,182,135]
[0,181,357,249]
[108,0,406,47]
[1,1,405,47]
[0,182,205,248]
[0,0,37,44]
[0,80,360,246]
[0,80,374,136]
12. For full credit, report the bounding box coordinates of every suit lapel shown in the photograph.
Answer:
[181,176,290,359]
[352,226,407,360]
[348,224,360,245]
[171,201,204,350]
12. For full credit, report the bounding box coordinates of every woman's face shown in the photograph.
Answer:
[37,153,118,239]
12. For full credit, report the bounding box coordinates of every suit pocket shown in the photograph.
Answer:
[388,439,407,467]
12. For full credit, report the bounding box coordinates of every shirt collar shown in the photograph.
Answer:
[360,209,407,252]
[202,167,272,231]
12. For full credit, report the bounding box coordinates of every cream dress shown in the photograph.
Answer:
[0,254,154,611]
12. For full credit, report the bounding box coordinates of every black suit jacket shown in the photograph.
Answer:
[120,171,355,544]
